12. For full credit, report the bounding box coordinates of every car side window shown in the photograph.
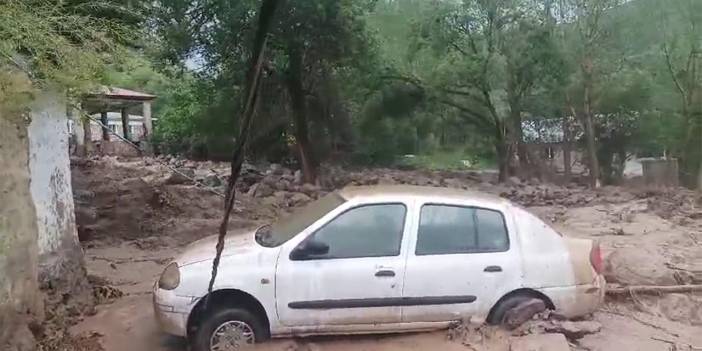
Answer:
[301,204,406,259]
[416,204,509,255]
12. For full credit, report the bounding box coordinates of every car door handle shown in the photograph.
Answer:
[375,270,396,277]
[484,265,502,273]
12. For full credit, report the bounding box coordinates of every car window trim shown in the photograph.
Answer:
[415,203,510,256]
[290,202,408,261]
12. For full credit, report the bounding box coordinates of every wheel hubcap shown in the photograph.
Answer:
[209,320,255,351]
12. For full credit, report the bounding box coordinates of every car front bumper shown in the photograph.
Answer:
[152,284,194,337]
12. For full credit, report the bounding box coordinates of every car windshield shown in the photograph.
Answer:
[255,192,346,247]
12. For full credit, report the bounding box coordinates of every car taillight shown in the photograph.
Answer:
[590,241,603,275]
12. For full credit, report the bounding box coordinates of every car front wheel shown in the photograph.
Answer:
[193,308,266,351]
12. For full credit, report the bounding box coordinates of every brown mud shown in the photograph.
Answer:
[65,156,702,351]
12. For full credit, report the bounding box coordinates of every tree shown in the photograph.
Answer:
[501,6,564,176]
[400,0,564,181]
[0,0,136,95]
[559,0,624,187]
[152,0,375,183]
[660,0,702,188]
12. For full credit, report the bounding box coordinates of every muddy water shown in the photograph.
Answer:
[70,295,470,351]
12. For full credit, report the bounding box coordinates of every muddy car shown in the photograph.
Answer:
[153,185,605,350]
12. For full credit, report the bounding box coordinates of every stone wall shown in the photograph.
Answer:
[0,111,43,351]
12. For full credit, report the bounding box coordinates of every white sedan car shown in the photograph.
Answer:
[153,185,605,351]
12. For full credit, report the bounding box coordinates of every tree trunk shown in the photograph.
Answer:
[286,45,318,184]
[582,57,600,188]
[507,70,527,175]
[495,125,509,183]
[562,116,572,179]
[511,104,528,171]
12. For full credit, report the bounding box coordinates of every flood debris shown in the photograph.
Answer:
[515,315,602,341]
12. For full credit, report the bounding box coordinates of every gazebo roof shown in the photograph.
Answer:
[89,86,156,101]
[82,86,156,114]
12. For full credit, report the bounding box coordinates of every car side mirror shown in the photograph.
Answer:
[291,240,329,260]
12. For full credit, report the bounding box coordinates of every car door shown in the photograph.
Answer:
[275,200,412,327]
[401,201,522,323]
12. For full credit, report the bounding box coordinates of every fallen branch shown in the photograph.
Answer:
[606,284,702,295]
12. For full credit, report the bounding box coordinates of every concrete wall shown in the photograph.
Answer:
[27,93,89,292]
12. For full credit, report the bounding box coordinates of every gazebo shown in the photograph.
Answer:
[74,86,156,155]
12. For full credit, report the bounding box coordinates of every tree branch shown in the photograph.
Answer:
[435,97,493,130]
[663,42,687,105]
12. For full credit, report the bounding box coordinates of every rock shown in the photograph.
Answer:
[508,176,523,186]
[378,175,396,185]
[262,175,280,187]
[74,207,98,225]
[281,173,294,182]
[444,178,464,189]
[272,191,289,207]
[165,168,195,185]
[290,192,312,206]
[202,174,222,187]
[414,176,431,186]
[509,333,569,351]
[246,183,259,197]
[294,170,303,185]
[241,169,263,187]
[276,179,292,191]
[254,183,275,198]
[504,298,546,329]
[269,163,284,175]
[301,183,320,196]
[73,189,96,202]
[261,196,280,208]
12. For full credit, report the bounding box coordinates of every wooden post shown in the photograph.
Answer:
[100,111,110,141]
[120,108,130,141]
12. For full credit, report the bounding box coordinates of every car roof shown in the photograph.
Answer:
[338,185,509,206]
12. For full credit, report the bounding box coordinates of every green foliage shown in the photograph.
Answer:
[0,0,137,91]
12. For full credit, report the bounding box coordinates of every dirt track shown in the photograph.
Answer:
[68,157,702,351]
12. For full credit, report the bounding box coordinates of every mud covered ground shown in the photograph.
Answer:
[66,156,702,351]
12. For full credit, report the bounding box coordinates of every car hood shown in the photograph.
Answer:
[177,229,261,266]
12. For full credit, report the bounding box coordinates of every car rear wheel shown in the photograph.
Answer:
[193,308,266,351]
[487,295,544,327]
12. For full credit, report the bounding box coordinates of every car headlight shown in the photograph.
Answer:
[158,262,180,290]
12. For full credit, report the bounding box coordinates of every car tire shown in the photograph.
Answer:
[192,307,267,351]
[487,295,541,326]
